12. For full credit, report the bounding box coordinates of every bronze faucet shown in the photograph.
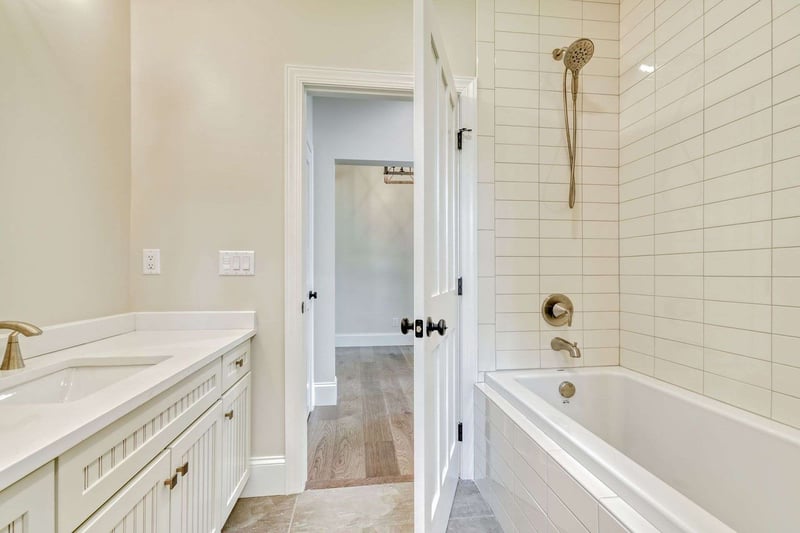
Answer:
[551,336,581,358]
[0,321,43,370]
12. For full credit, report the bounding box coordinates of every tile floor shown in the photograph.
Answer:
[445,481,502,533]
[222,480,501,532]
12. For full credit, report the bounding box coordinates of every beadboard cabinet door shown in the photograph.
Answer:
[76,451,171,533]
[169,401,223,533]
[220,372,251,525]
[0,462,55,533]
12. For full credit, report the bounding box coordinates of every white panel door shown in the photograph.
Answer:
[169,402,223,533]
[413,0,461,530]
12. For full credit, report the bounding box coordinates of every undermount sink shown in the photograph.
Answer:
[0,356,170,404]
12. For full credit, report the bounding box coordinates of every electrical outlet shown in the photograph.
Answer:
[143,249,160,275]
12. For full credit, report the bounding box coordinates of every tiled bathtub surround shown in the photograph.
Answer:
[476,0,622,374]
[474,385,658,533]
[618,0,800,429]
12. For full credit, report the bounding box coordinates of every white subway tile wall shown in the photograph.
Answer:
[476,0,621,373]
[618,0,800,429]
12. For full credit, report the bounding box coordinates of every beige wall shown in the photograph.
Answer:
[130,0,475,459]
[0,1,131,326]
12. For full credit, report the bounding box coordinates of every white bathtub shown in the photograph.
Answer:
[481,366,800,532]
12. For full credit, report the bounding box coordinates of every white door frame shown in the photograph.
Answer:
[284,65,477,494]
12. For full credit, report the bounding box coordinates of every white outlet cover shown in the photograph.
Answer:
[143,249,160,275]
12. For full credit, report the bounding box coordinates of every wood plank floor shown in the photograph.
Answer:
[306,345,413,490]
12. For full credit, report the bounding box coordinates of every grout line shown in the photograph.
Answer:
[704,0,765,42]
[619,60,774,142]
[620,0,648,28]
[650,0,657,378]
[700,0,707,387]
[581,0,586,367]
[652,0,693,31]
[770,0,775,418]
[287,493,299,531]
[617,0,623,367]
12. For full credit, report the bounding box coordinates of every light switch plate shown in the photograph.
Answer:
[143,249,160,275]
[219,251,255,276]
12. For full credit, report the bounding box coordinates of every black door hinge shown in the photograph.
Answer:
[414,319,424,338]
[457,277,463,296]
[457,128,472,150]
[457,422,463,442]
[301,302,305,314]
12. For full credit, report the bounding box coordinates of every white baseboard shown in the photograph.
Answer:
[313,378,338,406]
[241,456,287,497]
[335,333,413,347]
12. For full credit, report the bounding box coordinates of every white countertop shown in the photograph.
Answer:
[0,327,256,492]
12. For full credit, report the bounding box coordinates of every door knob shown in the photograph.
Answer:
[400,318,412,335]
[309,291,318,300]
[426,317,447,337]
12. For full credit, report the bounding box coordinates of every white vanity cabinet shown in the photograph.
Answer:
[50,338,253,533]
[0,338,253,532]
[58,359,223,532]
[220,372,251,522]
[168,401,223,533]
[0,462,55,532]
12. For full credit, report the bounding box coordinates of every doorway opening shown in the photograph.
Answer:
[284,65,479,532]
[304,96,415,491]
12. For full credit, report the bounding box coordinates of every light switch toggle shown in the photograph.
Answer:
[219,251,255,276]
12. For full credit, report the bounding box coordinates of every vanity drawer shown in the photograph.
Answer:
[57,359,222,533]
[221,340,251,392]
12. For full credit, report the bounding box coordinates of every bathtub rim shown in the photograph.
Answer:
[480,365,795,532]
[490,365,800,446]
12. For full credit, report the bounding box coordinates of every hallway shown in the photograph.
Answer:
[306,346,414,490]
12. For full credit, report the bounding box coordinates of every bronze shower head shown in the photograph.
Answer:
[552,38,595,73]
[564,38,594,72]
